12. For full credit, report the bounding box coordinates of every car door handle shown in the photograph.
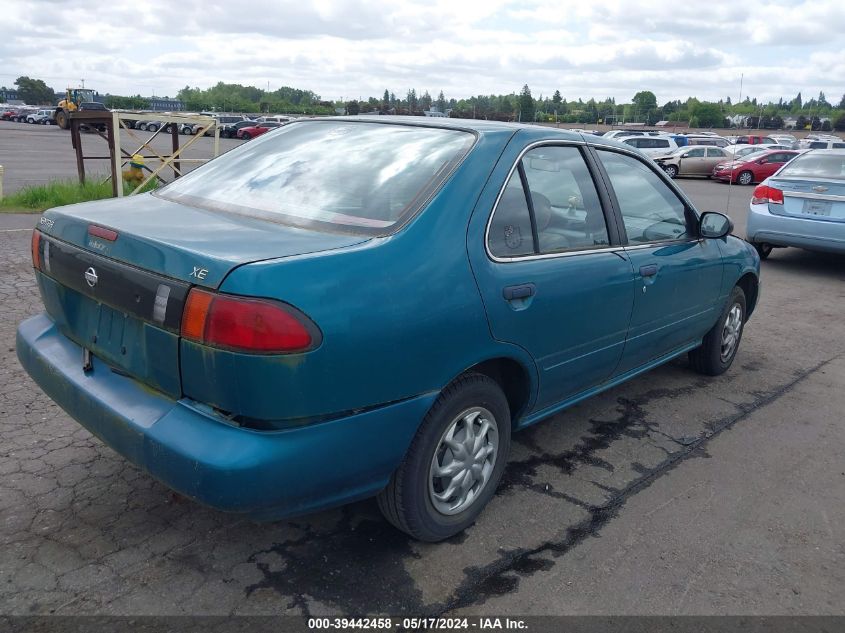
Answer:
[503,284,535,301]
[639,264,658,277]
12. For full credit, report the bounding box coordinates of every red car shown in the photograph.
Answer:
[712,149,801,185]
[236,121,281,140]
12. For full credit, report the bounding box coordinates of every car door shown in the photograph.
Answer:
[678,147,708,175]
[755,152,790,180]
[705,147,728,171]
[468,142,635,412]
[591,148,724,374]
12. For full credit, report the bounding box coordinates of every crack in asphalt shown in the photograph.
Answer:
[426,354,840,615]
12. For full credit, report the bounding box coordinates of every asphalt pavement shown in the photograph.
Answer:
[0,144,843,618]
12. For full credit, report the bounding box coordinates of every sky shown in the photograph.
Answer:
[2,0,844,105]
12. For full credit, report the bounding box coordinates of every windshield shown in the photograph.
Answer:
[158,121,475,235]
[778,153,845,180]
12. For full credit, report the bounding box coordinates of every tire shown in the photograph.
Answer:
[146,123,158,133]
[663,165,678,178]
[754,242,773,260]
[737,170,754,185]
[377,372,511,542]
[689,286,747,376]
[240,132,251,140]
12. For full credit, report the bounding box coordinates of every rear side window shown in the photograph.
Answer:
[159,121,475,235]
[808,142,826,149]
[597,150,691,244]
[488,146,610,258]
[686,148,706,157]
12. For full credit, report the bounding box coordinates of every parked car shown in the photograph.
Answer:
[653,146,730,178]
[684,136,729,148]
[18,119,759,541]
[723,144,793,159]
[732,135,778,146]
[799,139,845,150]
[746,149,845,258]
[619,135,679,156]
[258,115,294,124]
[221,120,258,138]
[13,107,39,122]
[236,121,282,139]
[712,149,801,185]
[603,129,662,140]
[1,107,22,121]
[768,134,798,148]
[27,109,56,124]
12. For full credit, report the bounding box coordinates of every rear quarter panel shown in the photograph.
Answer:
[179,129,534,422]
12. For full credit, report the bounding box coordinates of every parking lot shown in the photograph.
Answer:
[0,123,843,618]
[0,120,242,194]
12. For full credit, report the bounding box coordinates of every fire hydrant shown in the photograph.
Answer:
[122,154,145,188]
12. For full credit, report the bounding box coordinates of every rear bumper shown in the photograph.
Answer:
[746,203,845,254]
[16,313,435,520]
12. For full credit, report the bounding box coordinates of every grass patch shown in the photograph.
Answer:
[1,179,157,213]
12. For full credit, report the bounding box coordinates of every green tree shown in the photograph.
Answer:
[631,90,658,122]
[518,84,534,122]
[14,76,55,105]
[792,92,802,110]
[690,102,725,128]
[436,90,446,113]
[420,90,432,111]
[552,90,562,104]
[832,111,845,131]
[345,100,360,115]
[382,89,389,108]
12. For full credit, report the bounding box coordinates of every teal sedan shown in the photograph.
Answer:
[17,118,760,541]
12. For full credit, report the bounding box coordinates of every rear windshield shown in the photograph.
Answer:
[778,153,845,180]
[159,121,475,235]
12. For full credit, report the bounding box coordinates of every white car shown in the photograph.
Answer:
[799,138,845,150]
[724,144,793,159]
[618,135,680,156]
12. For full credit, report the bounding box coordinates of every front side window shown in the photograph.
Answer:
[597,150,692,244]
[487,146,610,258]
[159,121,475,235]
[706,148,726,158]
[686,148,706,158]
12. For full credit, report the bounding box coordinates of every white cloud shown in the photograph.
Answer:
[0,0,843,104]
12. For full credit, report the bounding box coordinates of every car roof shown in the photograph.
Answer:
[288,115,588,141]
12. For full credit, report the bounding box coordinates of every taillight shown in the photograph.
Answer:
[31,229,41,270]
[751,184,784,205]
[180,288,320,353]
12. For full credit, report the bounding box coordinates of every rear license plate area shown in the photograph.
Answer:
[802,199,832,216]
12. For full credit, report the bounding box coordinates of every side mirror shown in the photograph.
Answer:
[699,212,733,239]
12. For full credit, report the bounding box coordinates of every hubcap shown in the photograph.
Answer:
[739,172,752,185]
[428,407,499,516]
[720,303,743,362]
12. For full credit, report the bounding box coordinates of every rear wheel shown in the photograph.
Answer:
[377,373,511,542]
[240,132,252,140]
[689,286,746,376]
[737,170,754,185]
[663,165,678,178]
[146,123,159,133]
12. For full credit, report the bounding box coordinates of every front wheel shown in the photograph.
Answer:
[689,286,746,376]
[240,132,251,140]
[377,373,511,542]
[754,242,773,259]
[663,165,678,178]
[737,170,754,185]
[146,123,158,133]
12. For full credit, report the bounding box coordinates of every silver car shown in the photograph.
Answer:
[746,149,845,258]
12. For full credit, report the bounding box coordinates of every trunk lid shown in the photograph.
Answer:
[40,193,369,288]
[768,177,845,222]
[36,194,369,397]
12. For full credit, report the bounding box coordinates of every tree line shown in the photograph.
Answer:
[5,75,845,130]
